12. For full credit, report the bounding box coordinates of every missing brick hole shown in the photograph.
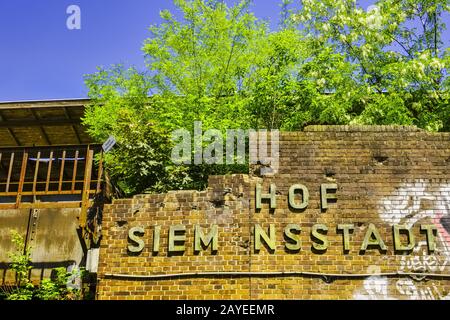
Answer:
[239,239,250,249]
[210,199,225,208]
[116,220,128,227]
[373,155,389,163]
[325,168,336,177]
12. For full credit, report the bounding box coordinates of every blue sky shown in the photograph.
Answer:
[0,0,448,102]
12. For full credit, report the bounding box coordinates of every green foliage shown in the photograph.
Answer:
[84,0,259,195]
[143,0,265,99]
[83,0,449,195]
[84,66,249,195]
[293,0,449,130]
[35,267,85,300]
[2,231,86,300]
[5,230,34,300]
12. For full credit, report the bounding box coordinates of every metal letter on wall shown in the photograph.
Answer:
[128,227,145,253]
[320,183,337,210]
[420,224,438,253]
[152,225,161,254]
[288,184,309,210]
[256,184,277,210]
[284,224,301,251]
[194,225,218,253]
[337,224,354,253]
[311,224,329,251]
[360,223,387,252]
[393,225,415,252]
[168,225,186,253]
[254,224,276,252]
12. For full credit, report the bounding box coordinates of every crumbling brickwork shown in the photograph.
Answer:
[97,126,450,300]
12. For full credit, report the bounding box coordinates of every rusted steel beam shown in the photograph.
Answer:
[0,179,100,186]
[80,146,94,230]
[0,190,97,196]
[15,151,28,208]
[96,152,104,193]
[0,202,79,209]
[0,199,95,210]
[19,202,82,209]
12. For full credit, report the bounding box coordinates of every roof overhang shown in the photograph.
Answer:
[0,98,94,147]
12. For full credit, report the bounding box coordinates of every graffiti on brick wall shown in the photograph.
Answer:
[354,180,450,300]
[353,266,393,299]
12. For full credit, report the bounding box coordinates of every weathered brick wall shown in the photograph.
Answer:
[97,126,450,300]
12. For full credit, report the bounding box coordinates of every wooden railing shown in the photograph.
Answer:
[0,145,103,230]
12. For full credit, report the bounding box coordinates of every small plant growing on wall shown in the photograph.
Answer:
[34,267,85,300]
[1,230,88,300]
[2,230,34,300]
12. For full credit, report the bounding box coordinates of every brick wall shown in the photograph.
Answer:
[97,126,450,300]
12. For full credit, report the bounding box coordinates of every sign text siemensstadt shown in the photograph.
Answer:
[127,183,438,255]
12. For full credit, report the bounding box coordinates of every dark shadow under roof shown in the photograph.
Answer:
[0,98,94,147]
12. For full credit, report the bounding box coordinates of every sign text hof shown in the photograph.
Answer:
[127,183,438,255]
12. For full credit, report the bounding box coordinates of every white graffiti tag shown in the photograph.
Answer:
[354,180,450,300]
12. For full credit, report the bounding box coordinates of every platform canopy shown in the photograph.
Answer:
[0,98,94,147]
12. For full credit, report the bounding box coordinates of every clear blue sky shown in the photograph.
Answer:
[0,0,448,102]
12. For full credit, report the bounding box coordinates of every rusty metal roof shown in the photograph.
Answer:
[0,98,93,147]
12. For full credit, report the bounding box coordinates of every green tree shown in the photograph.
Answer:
[83,0,449,195]
[84,0,263,195]
[291,0,450,131]
[247,0,450,130]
